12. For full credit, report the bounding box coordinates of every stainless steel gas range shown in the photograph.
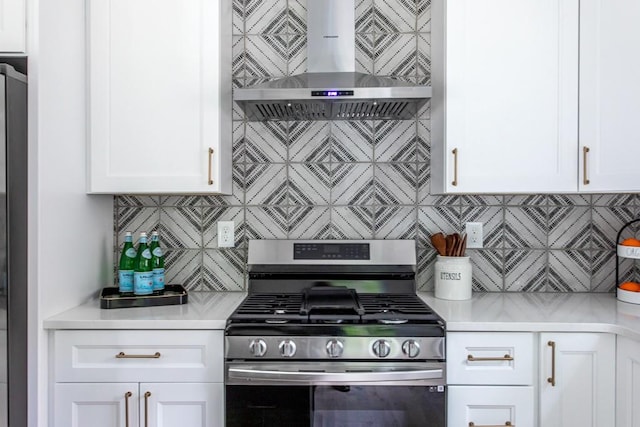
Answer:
[225,240,446,427]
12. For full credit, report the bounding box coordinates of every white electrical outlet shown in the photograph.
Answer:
[217,221,235,248]
[465,222,483,248]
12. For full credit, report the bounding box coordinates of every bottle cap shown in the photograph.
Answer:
[139,232,147,237]
[151,231,159,236]
[125,231,132,236]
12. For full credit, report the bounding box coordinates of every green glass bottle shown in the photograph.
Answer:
[118,231,136,295]
[133,232,153,296]
[149,231,165,294]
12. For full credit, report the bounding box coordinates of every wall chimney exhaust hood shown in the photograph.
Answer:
[234,0,431,121]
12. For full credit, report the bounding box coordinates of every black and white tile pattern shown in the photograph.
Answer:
[289,207,331,239]
[113,0,636,294]
[374,120,416,162]
[375,163,416,205]
[504,250,547,292]
[375,206,417,239]
[331,121,374,162]
[289,121,330,162]
[469,250,503,292]
[331,163,375,205]
[289,163,331,205]
[245,164,287,205]
[330,206,375,239]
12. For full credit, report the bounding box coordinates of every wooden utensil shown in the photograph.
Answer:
[445,234,455,256]
[430,232,447,256]
[458,234,467,256]
[451,233,461,256]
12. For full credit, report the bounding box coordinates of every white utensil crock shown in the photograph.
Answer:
[434,255,472,300]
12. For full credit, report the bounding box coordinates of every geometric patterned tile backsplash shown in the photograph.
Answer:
[114,0,640,293]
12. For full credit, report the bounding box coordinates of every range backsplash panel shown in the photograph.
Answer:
[113,0,639,293]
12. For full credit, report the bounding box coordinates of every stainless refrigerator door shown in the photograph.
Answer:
[1,63,27,427]
[0,71,6,427]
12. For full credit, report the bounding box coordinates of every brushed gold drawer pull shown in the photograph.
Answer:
[208,147,214,185]
[547,340,556,386]
[144,391,151,427]
[116,351,161,359]
[583,146,590,185]
[452,148,458,186]
[124,391,132,427]
[467,354,514,362]
[469,422,513,427]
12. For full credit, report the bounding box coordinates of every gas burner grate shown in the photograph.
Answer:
[231,294,304,321]
[358,294,441,322]
[229,292,443,325]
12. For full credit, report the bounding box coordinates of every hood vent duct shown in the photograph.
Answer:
[234,0,431,121]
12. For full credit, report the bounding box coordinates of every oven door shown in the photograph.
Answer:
[225,361,446,427]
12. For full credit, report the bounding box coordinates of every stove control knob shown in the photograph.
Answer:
[279,339,297,358]
[402,340,421,358]
[372,339,391,358]
[326,339,344,358]
[249,339,267,357]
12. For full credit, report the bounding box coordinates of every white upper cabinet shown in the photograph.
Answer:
[87,0,232,194]
[432,0,579,194]
[0,0,26,52]
[579,0,640,192]
[433,0,640,193]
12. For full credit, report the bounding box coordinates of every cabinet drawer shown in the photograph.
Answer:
[448,385,534,427]
[54,330,223,383]
[447,332,534,385]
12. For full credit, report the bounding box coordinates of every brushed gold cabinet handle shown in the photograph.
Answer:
[116,351,161,359]
[467,354,514,362]
[583,146,590,185]
[547,340,556,386]
[208,147,214,185]
[452,148,458,186]
[124,391,132,427]
[469,422,513,427]
[144,391,151,427]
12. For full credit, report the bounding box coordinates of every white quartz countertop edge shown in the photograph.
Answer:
[43,291,247,330]
[43,291,640,342]
[418,292,640,341]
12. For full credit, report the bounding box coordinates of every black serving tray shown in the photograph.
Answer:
[100,284,188,309]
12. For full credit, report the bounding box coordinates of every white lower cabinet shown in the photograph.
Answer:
[448,386,534,427]
[448,332,615,427]
[52,330,224,427]
[54,382,222,427]
[539,333,615,427]
[447,332,535,426]
[616,336,640,427]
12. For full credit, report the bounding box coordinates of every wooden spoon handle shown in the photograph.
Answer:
[459,234,467,256]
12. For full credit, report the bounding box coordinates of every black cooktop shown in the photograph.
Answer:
[227,288,442,326]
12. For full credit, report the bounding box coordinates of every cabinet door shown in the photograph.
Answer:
[54,383,139,427]
[448,386,534,427]
[579,0,640,192]
[142,383,223,427]
[617,336,640,427]
[432,0,579,193]
[539,333,615,427]
[0,0,25,52]
[87,0,232,194]
[447,332,534,386]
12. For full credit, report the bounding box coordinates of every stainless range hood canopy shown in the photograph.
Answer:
[234,0,431,121]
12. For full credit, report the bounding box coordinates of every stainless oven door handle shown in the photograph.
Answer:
[228,366,444,383]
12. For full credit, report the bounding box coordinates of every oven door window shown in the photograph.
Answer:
[226,385,445,427]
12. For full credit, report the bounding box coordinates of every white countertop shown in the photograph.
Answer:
[418,291,640,341]
[43,292,247,330]
[44,290,640,341]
